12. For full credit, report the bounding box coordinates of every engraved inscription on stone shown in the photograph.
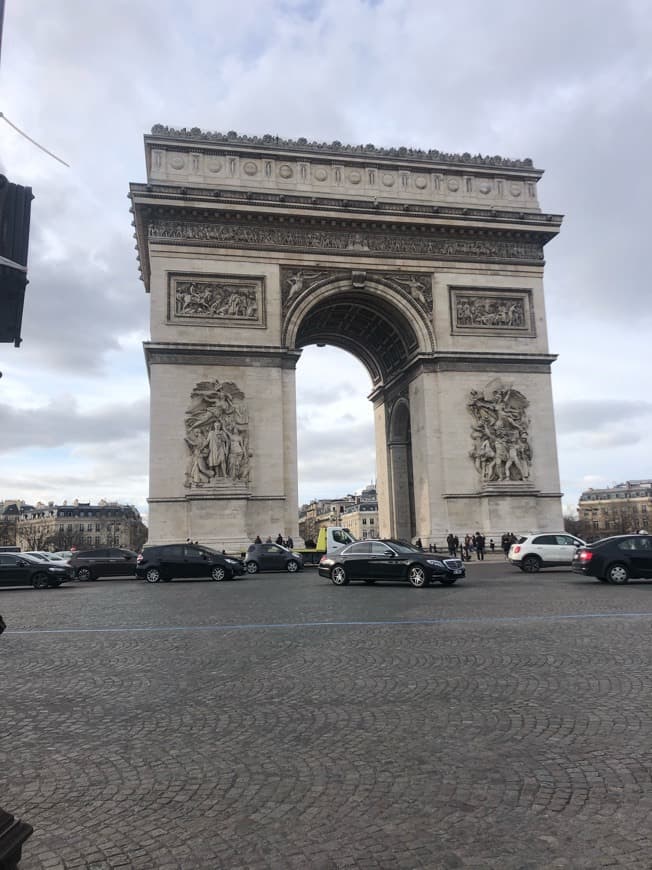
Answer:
[168,274,265,327]
[468,379,533,484]
[184,380,252,490]
[450,288,533,334]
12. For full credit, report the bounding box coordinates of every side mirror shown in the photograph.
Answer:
[383,549,395,557]
[17,560,26,567]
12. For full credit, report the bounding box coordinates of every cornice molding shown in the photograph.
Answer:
[148,125,537,171]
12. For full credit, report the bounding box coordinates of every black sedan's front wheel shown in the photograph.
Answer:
[76,567,92,582]
[286,560,300,573]
[32,573,50,589]
[331,565,349,586]
[211,565,226,581]
[408,564,428,587]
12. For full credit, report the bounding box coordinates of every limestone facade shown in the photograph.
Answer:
[130,128,564,549]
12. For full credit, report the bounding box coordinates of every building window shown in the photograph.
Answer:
[95,536,100,545]
[96,523,101,531]
[370,518,374,525]
[79,524,84,531]
[87,523,93,531]
[362,519,367,525]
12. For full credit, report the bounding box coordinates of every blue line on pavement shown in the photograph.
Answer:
[4,611,652,636]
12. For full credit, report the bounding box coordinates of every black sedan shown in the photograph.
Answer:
[0,552,73,589]
[572,534,652,584]
[319,539,465,587]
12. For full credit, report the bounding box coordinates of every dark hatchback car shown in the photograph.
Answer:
[572,534,652,584]
[244,543,304,574]
[136,543,245,583]
[69,547,139,581]
[0,552,72,589]
[319,539,465,587]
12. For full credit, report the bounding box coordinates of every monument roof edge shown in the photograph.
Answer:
[145,126,543,175]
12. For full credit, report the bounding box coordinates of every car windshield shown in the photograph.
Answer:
[201,546,224,556]
[385,540,420,554]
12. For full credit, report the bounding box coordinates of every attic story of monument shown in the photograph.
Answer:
[130,127,564,550]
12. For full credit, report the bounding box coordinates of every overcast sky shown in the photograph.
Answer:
[1,0,651,522]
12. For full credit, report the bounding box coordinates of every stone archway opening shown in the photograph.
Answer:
[293,285,421,386]
[295,342,375,510]
[290,282,423,542]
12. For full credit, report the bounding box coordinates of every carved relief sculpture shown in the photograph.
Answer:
[151,220,544,264]
[468,380,533,484]
[450,289,533,333]
[169,275,265,326]
[184,380,252,489]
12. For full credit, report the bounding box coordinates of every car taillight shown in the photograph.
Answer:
[513,545,521,554]
[579,551,593,562]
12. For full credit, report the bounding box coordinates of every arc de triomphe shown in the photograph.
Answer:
[130,127,563,550]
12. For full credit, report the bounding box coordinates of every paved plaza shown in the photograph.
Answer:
[3,563,652,869]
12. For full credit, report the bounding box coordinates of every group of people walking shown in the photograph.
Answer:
[446,532,492,561]
[254,533,294,548]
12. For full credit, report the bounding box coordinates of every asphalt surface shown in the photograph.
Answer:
[2,561,652,869]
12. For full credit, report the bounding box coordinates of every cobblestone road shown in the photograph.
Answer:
[3,563,652,869]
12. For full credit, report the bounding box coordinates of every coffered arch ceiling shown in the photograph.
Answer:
[292,285,425,386]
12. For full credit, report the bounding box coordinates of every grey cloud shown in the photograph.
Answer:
[555,400,652,434]
[0,398,149,452]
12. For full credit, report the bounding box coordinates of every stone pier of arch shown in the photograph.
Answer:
[130,128,564,550]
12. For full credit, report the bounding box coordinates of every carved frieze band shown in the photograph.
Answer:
[148,219,544,263]
[168,273,266,328]
[468,379,533,485]
[450,287,534,337]
[280,267,433,315]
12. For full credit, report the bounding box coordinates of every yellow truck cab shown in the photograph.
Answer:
[297,527,357,564]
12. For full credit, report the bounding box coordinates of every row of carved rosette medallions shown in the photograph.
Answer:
[183,376,533,491]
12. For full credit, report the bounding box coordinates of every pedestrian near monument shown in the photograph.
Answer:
[475,532,486,560]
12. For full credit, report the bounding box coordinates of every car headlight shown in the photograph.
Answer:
[48,567,66,572]
[225,558,239,564]
[426,560,445,568]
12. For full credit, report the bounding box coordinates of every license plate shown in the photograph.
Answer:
[453,569,463,575]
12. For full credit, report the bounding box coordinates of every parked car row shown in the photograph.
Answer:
[0,552,73,589]
[3,533,652,591]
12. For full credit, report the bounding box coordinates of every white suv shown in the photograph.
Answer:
[509,533,585,573]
